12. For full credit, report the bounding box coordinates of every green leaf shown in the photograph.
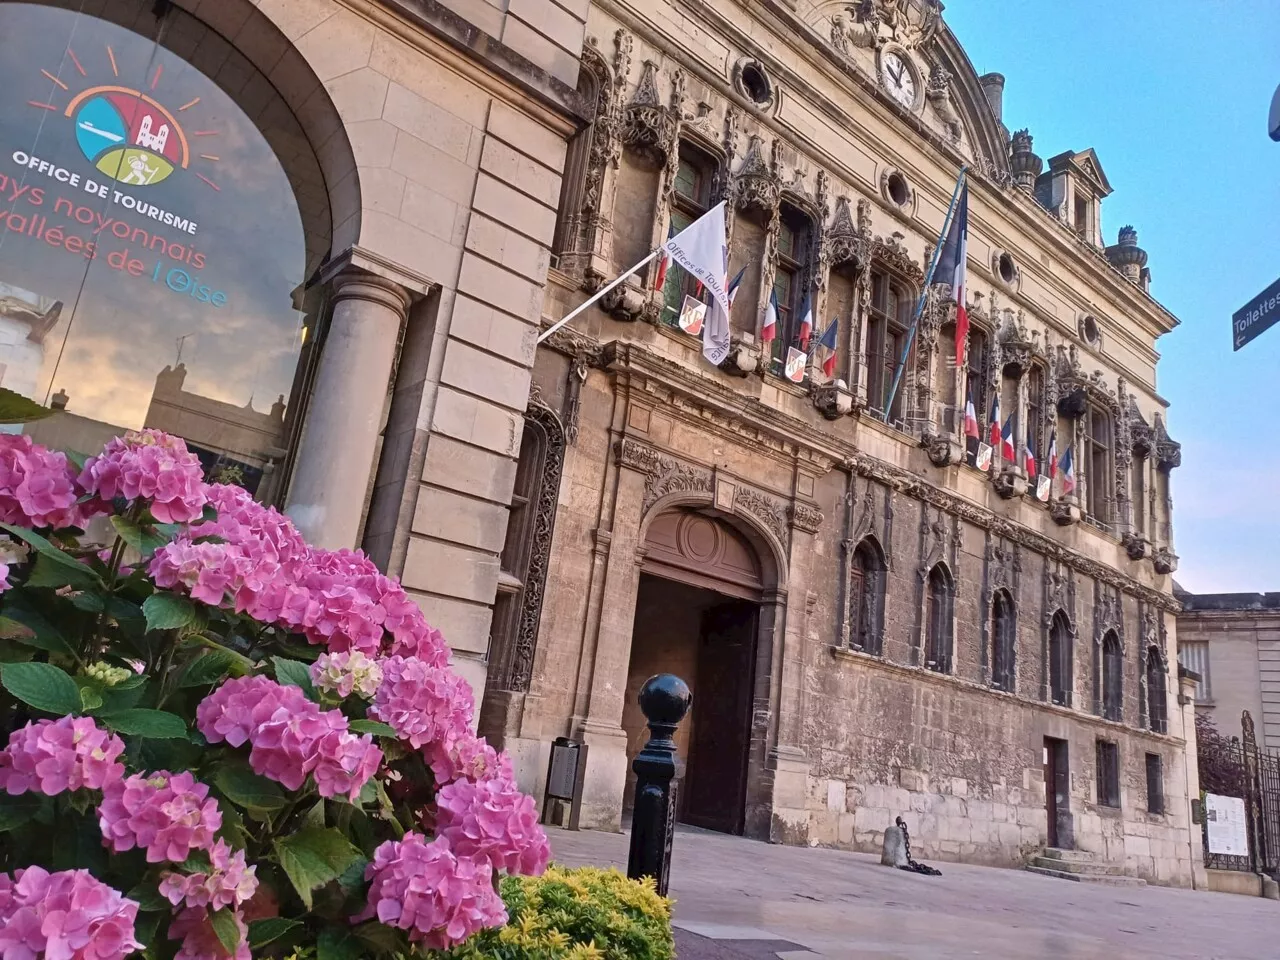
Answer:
[97,709,187,739]
[125,881,172,912]
[69,591,105,613]
[273,827,361,909]
[0,523,102,585]
[64,449,89,472]
[248,918,302,949]
[178,650,236,688]
[141,592,197,632]
[79,685,104,711]
[0,597,71,655]
[213,761,287,816]
[0,793,44,831]
[272,656,316,698]
[25,552,101,590]
[317,928,364,960]
[0,616,34,642]
[348,719,397,738]
[201,503,219,524]
[110,516,173,557]
[0,387,52,424]
[301,799,326,831]
[1,661,81,714]
[210,908,242,955]
[352,920,407,954]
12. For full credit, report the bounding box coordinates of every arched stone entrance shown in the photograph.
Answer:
[623,508,768,835]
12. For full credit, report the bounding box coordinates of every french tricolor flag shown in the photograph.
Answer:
[1061,446,1076,495]
[1046,427,1058,480]
[964,384,979,440]
[936,183,969,367]
[1000,415,1016,462]
[1025,425,1037,478]
[654,223,675,290]
[797,293,814,349]
[818,317,839,378]
[726,265,747,309]
[762,290,779,343]
[988,392,1001,449]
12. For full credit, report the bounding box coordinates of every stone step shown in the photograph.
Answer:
[1039,847,1096,863]
[1031,856,1126,876]
[1025,865,1147,887]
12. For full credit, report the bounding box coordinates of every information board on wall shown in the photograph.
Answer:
[1205,793,1250,857]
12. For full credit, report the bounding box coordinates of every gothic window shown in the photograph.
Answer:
[488,409,563,692]
[925,564,954,673]
[1096,740,1120,807]
[1146,753,1165,814]
[964,326,990,467]
[1132,455,1147,537]
[551,66,600,261]
[1027,363,1046,474]
[1147,645,1169,734]
[990,589,1016,692]
[1049,611,1072,707]
[848,538,885,654]
[1102,630,1123,721]
[661,145,717,327]
[867,269,913,421]
[1086,404,1113,525]
[769,205,813,375]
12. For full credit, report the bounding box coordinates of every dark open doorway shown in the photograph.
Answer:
[1043,736,1071,848]
[623,573,759,835]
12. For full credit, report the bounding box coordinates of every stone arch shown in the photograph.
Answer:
[847,535,887,654]
[640,490,789,591]
[1049,608,1074,707]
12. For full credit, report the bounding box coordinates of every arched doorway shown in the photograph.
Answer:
[623,507,764,835]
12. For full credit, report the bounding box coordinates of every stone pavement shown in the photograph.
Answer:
[547,826,1276,960]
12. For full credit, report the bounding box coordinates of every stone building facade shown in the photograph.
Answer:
[1178,589,1280,752]
[474,0,1203,886]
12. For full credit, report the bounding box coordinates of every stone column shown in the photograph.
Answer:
[285,269,411,550]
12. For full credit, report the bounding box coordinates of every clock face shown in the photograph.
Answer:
[882,52,917,108]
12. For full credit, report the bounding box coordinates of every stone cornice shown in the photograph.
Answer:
[541,328,1176,610]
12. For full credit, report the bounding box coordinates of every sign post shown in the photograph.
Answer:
[1232,276,1280,351]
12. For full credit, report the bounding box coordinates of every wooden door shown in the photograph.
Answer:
[682,600,757,834]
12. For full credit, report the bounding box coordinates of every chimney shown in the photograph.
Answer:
[979,72,1005,122]
[50,389,68,411]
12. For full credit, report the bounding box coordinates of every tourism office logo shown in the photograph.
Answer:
[28,43,222,192]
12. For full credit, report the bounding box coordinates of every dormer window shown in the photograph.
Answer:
[1036,149,1113,249]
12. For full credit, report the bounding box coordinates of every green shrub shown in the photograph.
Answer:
[438,864,675,960]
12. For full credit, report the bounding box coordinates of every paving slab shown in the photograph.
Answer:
[548,826,1277,960]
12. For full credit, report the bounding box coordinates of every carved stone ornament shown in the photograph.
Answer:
[1121,532,1150,561]
[853,0,943,50]
[1153,414,1182,471]
[1129,398,1153,459]
[616,438,714,511]
[723,334,762,376]
[925,61,961,142]
[830,15,852,56]
[1049,498,1080,527]
[622,60,678,160]
[789,502,824,534]
[1152,547,1179,576]
[872,231,924,284]
[734,486,789,545]
[921,431,958,467]
[993,468,1026,501]
[810,377,854,419]
[998,309,1036,377]
[731,58,777,112]
[823,196,869,270]
[730,135,781,213]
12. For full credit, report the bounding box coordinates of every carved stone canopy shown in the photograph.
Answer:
[872,231,924,284]
[1153,414,1182,471]
[730,134,781,213]
[1129,398,1153,458]
[622,60,678,161]
[998,309,1038,377]
[824,196,870,269]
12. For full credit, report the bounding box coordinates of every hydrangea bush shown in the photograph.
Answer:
[0,427,550,958]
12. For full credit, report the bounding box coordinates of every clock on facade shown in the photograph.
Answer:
[881,51,917,109]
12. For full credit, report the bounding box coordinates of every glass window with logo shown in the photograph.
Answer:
[0,3,327,503]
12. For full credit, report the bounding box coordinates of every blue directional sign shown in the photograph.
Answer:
[1233,276,1280,351]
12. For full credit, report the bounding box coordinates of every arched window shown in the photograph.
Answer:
[1049,611,1073,706]
[661,144,718,327]
[925,564,954,673]
[867,268,913,421]
[848,538,885,654]
[1147,645,1169,734]
[551,65,600,260]
[1027,364,1047,478]
[964,327,990,467]
[990,589,1016,692]
[768,204,814,375]
[1102,630,1123,721]
[1086,404,1113,525]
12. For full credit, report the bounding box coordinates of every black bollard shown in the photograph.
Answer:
[626,673,692,896]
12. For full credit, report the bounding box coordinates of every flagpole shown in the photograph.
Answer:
[537,249,660,343]
[882,166,968,421]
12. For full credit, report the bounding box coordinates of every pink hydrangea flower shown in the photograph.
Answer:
[149,539,241,605]
[0,716,126,796]
[427,731,513,786]
[169,905,250,960]
[436,775,550,876]
[310,650,383,699]
[0,867,140,960]
[356,833,507,949]
[159,840,258,911]
[79,428,208,523]
[98,771,222,863]
[196,484,308,567]
[195,676,312,748]
[0,434,85,529]
[370,655,474,750]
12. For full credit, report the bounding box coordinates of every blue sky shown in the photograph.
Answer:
[945,1,1280,593]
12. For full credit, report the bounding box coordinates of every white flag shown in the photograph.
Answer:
[663,201,731,365]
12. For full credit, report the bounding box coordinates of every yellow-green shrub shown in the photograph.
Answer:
[437,865,674,960]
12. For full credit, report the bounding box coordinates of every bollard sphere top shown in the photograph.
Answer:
[638,673,692,724]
